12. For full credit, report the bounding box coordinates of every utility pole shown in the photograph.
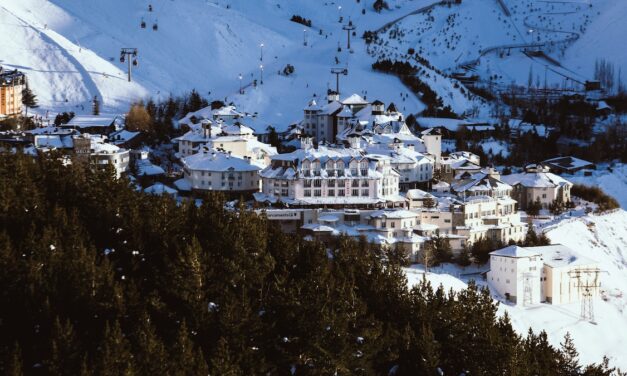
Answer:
[303,29,308,46]
[260,43,264,62]
[342,19,356,51]
[260,64,264,85]
[119,48,138,82]
[238,73,243,94]
[330,68,348,95]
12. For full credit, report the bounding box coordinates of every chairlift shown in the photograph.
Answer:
[152,22,158,31]
[148,4,153,11]
[141,18,146,29]
[132,59,138,67]
[120,56,125,63]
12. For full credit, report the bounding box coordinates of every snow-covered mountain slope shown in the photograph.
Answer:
[373,0,625,92]
[1,0,434,130]
[406,209,627,369]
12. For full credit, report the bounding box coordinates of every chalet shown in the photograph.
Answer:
[501,164,573,210]
[60,114,122,135]
[541,156,595,174]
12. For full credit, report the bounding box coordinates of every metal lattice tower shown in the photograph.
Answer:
[568,269,601,323]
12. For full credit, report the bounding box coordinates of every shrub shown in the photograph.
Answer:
[571,184,620,212]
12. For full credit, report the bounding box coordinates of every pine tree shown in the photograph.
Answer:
[6,343,23,376]
[210,337,241,375]
[558,333,581,376]
[95,321,135,376]
[171,321,209,375]
[21,78,38,116]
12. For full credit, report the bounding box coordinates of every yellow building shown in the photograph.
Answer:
[0,68,25,117]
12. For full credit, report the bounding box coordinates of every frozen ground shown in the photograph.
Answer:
[405,209,627,370]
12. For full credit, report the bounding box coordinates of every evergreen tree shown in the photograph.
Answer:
[558,333,581,376]
[95,321,135,376]
[21,79,38,116]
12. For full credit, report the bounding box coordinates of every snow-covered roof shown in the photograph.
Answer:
[533,244,597,268]
[501,171,572,188]
[109,130,140,145]
[65,114,119,128]
[451,171,511,195]
[405,189,434,200]
[341,93,368,105]
[542,156,594,171]
[369,209,417,220]
[491,245,541,258]
[144,183,177,196]
[183,150,261,172]
[34,135,73,149]
[136,159,165,176]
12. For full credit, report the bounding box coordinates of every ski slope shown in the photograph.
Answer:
[0,0,434,131]
[406,210,627,370]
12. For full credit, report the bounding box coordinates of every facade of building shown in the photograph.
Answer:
[488,244,599,306]
[0,68,25,117]
[502,164,573,210]
[488,245,544,305]
[179,149,261,193]
[257,139,404,208]
[439,151,482,183]
[73,134,130,178]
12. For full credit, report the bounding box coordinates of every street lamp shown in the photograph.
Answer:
[338,6,343,22]
[260,64,264,85]
[260,43,264,62]
[238,73,243,94]
[303,29,308,46]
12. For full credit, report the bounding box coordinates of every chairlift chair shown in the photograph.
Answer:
[141,18,146,29]
[153,21,158,31]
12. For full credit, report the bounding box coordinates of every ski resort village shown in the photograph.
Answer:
[1,0,626,373]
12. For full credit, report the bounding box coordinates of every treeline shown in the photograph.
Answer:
[123,89,209,143]
[372,59,457,118]
[0,152,622,375]
[290,15,312,27]
[571,184,620,213]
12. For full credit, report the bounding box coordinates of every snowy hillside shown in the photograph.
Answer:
[372,0,625,93]
[406,209,627,369]
[1,0,434,131]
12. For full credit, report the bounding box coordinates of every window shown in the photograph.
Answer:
[314,180,322,187]
[361,180,369,187]
[328,189,335,197]
[328,179,336,187]
[314,189,322,197]
[391,222,395,228]
[352,189,359,196]
[304,180,312,188]
[506,279,510,284]
[352,180,359,187]
[338,189,345,197]
[304,189,311,197]
[361,189,368,196]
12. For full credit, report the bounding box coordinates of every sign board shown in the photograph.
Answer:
[262,210,301,220]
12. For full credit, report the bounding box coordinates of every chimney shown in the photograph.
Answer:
[201,120,212,139]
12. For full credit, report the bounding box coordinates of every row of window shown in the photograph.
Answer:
[303,189,370,197]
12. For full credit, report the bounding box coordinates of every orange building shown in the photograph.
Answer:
[0,67,25,117]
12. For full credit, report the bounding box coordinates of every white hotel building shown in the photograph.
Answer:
[256,139,405,208]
